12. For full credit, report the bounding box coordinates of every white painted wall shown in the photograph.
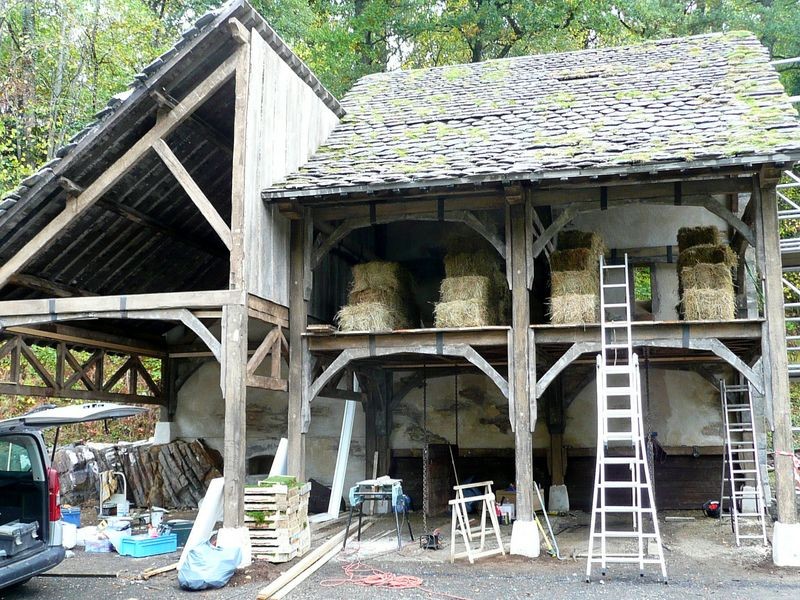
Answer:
[564,367,723,448]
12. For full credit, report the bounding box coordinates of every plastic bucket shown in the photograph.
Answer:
[61,506,80,527]
[117,500,130,517]
[62,522,77,549]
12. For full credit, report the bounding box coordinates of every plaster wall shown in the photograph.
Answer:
[173,361,366,493]
[563,367,724,447]
[390,371,550,450]
[570,205,727,249]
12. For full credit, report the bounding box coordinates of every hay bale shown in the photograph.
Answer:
[682,288,735,321]
[336,302,405,332]
[444,233,496,255]
[680,263,733,290]
[434,299,492,328]
[550,294,598,325]
[443,250,499,278]
[677,244,738,270]
[350,261,411,293]
[551,270,599,296]
[348,288,398,306]
[550,248,600,272]
[440,276,492,303]
[557,230,606,256]
[677,226,720,252]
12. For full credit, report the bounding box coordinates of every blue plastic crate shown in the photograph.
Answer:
[118,533,177,558]
[61,507,80,527]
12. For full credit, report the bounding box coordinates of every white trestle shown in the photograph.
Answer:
[719,380,769,546]
[586,255,668,583]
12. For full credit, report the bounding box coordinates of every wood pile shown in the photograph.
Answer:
[336,261,416,331]
[53,439,222,509]
[245,478,311,562]
[677,226,737,321]
[549,230,605,325]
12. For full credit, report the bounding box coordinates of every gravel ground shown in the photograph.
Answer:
[2,513,799,600]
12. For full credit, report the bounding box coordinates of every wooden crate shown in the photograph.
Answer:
[245,481,311,563]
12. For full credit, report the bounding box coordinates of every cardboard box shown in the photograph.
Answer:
[495,486,546,516]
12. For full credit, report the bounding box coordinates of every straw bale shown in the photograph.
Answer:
[443,250,499,278]
[557,230,606,256]
[677,226,720,252]
[444,233,495,256]
[551,270,599,296]
[550,294,598,325]
[680,263,733,291]
[440,276,492,303]
[682,288,735,321]
[350,261,411,293]
[349,287,399,306]
[337,302,408,332]
[677,244,738,270]
[550,248,600,272]
[434,299,492,328]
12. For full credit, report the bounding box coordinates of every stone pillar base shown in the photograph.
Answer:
[773,522,800,567]
[153,421,176,444]
[548,484,570,513]
[510,520,540,557]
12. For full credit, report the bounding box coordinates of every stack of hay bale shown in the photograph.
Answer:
[434,238,509,328]
[549,230,606,325]
[677,226,737,320]
[336,261,415,331]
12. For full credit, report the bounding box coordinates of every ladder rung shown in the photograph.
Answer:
[604,303,628,308]
[604,434,636,442]
[731,469,759,474]
[603,264,627,270]
[738,535,767,539]
[604,343,630,349]
[604,365,633,374]
[601,457,645,464]
[587,557,664,564]
[605,387,634,396]
[728,428,753,433]
[602,283,628,288]
[725,386,750,392]
[601,482,649,489]
[592,532,659,538]
[606,409,634,418]
[599,506,654,513]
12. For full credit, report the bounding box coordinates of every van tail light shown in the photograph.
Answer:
[47,467,61,521]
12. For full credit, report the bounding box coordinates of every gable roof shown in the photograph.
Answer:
[0,0,340,301]
[0,0,341,224]
[264,31,800,200]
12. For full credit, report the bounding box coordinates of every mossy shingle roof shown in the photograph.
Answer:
[264,31,800,199]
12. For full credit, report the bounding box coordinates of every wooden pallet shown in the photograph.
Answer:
[245,481,311,563]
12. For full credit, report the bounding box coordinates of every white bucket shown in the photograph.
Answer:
[62,522,77,549]
[117,500,130,517]
[150,508,165,528]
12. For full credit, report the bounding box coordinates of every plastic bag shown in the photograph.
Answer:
[178,541,241,591]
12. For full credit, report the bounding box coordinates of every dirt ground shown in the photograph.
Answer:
[2,511,799,600]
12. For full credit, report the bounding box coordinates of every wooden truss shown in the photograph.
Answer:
[0,332,162,404]
[245,324,289,391]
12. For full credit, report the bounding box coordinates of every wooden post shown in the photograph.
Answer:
[547,377,566,486]
[221,40,250,529]
[288,218,308,479]
[509,201,534,521]
[754,174,797,524]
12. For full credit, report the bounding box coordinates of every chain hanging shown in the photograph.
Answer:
[422,363,429,536]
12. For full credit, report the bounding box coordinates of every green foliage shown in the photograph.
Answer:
[633,266,652,301]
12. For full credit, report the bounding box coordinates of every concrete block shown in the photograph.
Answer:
[217,526,252,568]
[510,519,540,558]
[153,421,175,444]
[548,484,569,513]
[772,522,800,567]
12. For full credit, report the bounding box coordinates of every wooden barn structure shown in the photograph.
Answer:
[0,0,798,537]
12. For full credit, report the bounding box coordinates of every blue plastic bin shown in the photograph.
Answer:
[118,533,177,558]
[61,507,81,527]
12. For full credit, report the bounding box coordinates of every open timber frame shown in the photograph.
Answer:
[0,1,797,533]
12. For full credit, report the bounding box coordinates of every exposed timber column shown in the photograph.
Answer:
[287,217,308,479]
[754,171,800,567]
[508,196,538,556]
[221,32,250,539]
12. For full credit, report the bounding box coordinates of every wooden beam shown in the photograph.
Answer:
[227,17,250,45]
[0,382,163,405]
[0,53,239,289]
[8,274,97,298]
[0,289,241,318]
[288,218,308,479]
[153,139,232,250]
[531,205,577,258]
[536,341,601,399]
[753,175,796,525]
[246,374,287,391]
[509,201,534,522]
[5,324,164,357]
[246,328,281,378]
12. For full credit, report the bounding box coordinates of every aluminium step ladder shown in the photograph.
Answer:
[586,255,668,583]
[719,381,768,546]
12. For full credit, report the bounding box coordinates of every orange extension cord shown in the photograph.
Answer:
[320,561,473,600]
